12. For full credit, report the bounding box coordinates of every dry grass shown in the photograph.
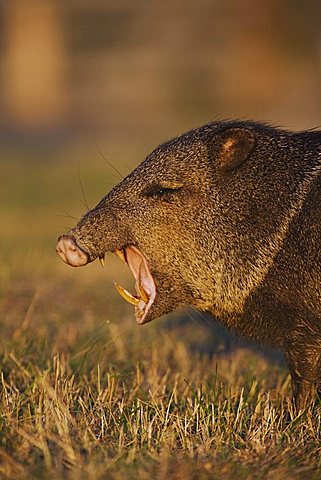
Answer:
[0,152,321,479]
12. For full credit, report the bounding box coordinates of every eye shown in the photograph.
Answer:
[145,185,183,200]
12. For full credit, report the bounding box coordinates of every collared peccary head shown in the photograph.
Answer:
[56,120,319,327]
[57,121,261,324]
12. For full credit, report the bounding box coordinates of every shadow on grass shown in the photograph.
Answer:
[161,308,286,368]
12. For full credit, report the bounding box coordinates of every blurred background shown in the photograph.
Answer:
[0,0,321,356]
[1,0,321,145]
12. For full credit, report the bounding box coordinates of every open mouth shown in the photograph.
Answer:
[112,246,156,324]
[56,235,156,325]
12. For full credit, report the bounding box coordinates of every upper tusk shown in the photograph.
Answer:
[99,254,105,268]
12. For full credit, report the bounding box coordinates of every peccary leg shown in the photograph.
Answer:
[290,372,317,411]
[286,345,321,411]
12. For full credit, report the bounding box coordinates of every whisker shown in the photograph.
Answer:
[78,199,89,211]
[183,308,204,329]
[53,209,80,221]
[187,303,218,331]
[78,165,90,210]
[96,146,125,180]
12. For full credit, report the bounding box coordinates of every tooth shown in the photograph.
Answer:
[114,282,140,306]
[115,249,126,264]
[137,282,149,304]
[99,255,105,268]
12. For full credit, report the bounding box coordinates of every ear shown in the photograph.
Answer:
[217,128,256,171]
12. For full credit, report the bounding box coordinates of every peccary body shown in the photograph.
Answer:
[57,120,321,409]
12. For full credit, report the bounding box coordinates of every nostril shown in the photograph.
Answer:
[56,234,89,267]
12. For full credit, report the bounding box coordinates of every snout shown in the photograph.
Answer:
[56,235,89,267]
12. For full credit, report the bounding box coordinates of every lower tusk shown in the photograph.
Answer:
[137,282,149,304]
[114,282,140,306]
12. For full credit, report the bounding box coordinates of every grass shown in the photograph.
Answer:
[0,146,321,479]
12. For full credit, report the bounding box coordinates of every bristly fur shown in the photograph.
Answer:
[66,120,321,410]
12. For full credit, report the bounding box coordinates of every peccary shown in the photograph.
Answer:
[56,120,321,409]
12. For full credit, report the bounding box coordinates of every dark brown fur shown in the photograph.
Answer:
[60,120,321,410]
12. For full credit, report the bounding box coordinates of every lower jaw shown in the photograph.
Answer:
[135,297,156,324]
